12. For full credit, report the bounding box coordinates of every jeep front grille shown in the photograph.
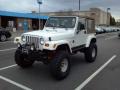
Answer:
[25,35,40,49]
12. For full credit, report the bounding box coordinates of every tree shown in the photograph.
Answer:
[110,16,116,25]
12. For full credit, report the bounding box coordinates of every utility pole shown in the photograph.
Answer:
[79,0,80,11]
[107,8,110,26]
[37,0,42,29]
[77,0,80,16]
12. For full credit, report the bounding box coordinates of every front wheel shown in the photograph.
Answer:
[50,51,70,80]
[85,43,97,63]
[15,49,34,68]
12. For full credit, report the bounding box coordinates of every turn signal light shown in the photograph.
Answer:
[45,43,49,47]
[53,44,57,48]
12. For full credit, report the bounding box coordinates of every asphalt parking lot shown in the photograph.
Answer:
[0,32,120,90]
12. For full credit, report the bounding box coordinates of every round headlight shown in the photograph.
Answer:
[21,35,26,42]
[40,38,44,45]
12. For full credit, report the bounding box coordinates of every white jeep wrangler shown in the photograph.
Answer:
[14,16,97,80]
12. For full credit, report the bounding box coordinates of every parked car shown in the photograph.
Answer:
[95,26,104,34]
[113,27,120,32]
[116,28,120,31]
[0,27,12,42]
[104,27,111,32]
[118,32,120,37]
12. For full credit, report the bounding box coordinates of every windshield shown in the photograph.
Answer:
[45,17,76,28]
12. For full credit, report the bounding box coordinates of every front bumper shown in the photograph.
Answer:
[17,44,52,62]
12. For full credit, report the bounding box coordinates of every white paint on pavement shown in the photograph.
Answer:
[96,34,106,37]
[75,55,117,90]
[105,36,117,40]
[0,75,32,90]
[0,64,17,71]
[0,41,13,44]
[0,65,32,90]
[0,48,16,52]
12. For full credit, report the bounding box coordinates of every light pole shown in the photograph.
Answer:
[77,0,80,16]
[106,8,110,26]
[37,0,42,29]
[79,0,80,11]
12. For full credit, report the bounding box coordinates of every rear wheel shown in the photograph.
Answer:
[0,35,6,42]
[85,43,97,63]
[50,51,70,80]
[15,49,34,68]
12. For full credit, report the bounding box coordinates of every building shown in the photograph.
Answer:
[0,11,49,31]
[42,8,111,26]
[90,8,111,26]
[0,8,110,31]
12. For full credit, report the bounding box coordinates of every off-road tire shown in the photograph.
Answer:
[0,35,7,42]
[15,49,34,68]
[85,43,97,63]
[50,51,70,80]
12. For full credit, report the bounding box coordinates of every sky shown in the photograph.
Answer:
[0,0,120,19]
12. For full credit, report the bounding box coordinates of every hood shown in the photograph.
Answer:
[23,28,74,41]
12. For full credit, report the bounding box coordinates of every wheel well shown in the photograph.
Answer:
[91,38,96,43]
[56,44,71,53]
[0,32,7,37]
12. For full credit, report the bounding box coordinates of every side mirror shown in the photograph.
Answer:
[80,24,85,30]
[77,23,85,34]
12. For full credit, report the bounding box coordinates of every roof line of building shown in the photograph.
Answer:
[0,10,49,19]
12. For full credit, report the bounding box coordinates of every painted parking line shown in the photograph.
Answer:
[0,75,32,90]
[96,34,106,37]
[0,48,16,52]
[105,36,117,40]
[0,64,17,71]
[0,65,32,90]
[0,41,13,44]
[75,55,117,90]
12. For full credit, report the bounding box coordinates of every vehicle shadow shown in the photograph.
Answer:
[15,52,88,81]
